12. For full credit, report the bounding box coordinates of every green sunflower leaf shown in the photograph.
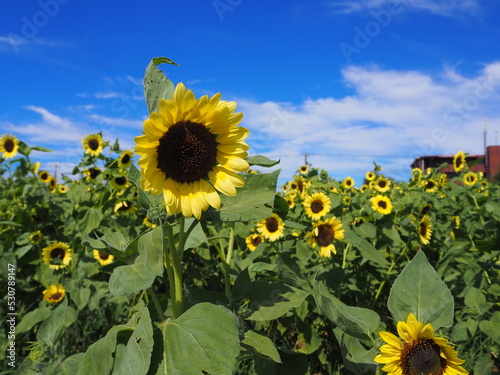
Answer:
[246,155,280,167]
[157,303,240,375]
[37,298,68,347]
[242,330,282,363]
[387,250,454,330]
[144,56,178,114]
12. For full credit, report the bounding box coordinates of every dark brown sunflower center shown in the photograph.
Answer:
[420,223,428,236]
[157,120,218,183]
[316,224,334,247]
[426,181,435,189]
[378,200,387,209]
[4,139,14,152]
[99,252,110,260]
[88,139,99,151]
[41,172,48,180]
[290,183,298,190]
[402,339,446,375]
[89,168,101,179]
[297,181,304,192]
[121,154,131,164]
[378,181,387,188]
[49,292,62,301]
[311,200,324,213]
[114,176,127,185]
[251,236,263,247]
[455,157,462,168]
[32,234,40,242]
[117,201,132,212]
[265,217,279,233]
[51,248,65,259]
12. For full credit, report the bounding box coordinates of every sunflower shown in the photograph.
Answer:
[143,215,157,229]
[256,213,285,242]
[118,150,134,169]
[33,161,41,175]
[411,168,422,181]
[305,217,344,257]
[299,165,309,174]
[451,215,460,229]
[114,200,137,214]
[57,185,67,193]
[453,150,466,173]
[0,134,20,159]
[438,173,448,186]
[418,215,433,245]
[342,195,351,206]
[288,176,310,197]
[84,167,101,180]
[303,192,332,221]
[82,133,104,157]
[42,284,66,304]
[285,196,296,209]
[372,195,393,215]
[422,179,438,193]
[48,177,57,192]
[93,250,114,266]
[342,177,355,189]
[109,175,129,190]
[360,184,368,193]
[245,233,264,251]
[375,177,391,193]
[29,231,42,244]
[38,170,51,183]
[463,172,477,186]
[42,242,72,270]
[134,82,249,219]
[365,171,376,181]
[374,312,468,375]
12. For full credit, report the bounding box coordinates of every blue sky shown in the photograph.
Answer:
[1,0,500,186]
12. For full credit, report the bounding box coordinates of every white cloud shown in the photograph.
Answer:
[329,0,480,16]
[90,114,143,129]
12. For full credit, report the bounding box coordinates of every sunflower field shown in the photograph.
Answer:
[1,57,499,375]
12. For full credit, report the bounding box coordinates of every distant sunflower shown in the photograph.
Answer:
[135,82,249,219]
[29,230,42,244]
[299,165,309,174]
[375,177,391,193]
[110,175,129,190]
[439,173,448,186]
[114,200,137,214]
[365,171,376,181]
[84,167,101,180]
[246,233,264,251]
[451,215,460,229]
[342,195,351,205]
[0,134,19,159]
[57,185,67,194]
[374,312,468,375]
[418,215,433,245]
[143,215,157,229]
[303,192,332,221]
[422,179,438,193]
[305,217,344,257]
[38,170,51,183]
[453,150,466,173]
[411,168,422,181]
[463,172,477,186]
[256,213,285,242]
[118,150,134,168]
[342,177,355,189]
[33,161,41,175]
[42,284,66,304]
[372,195,393,215]
[285,196,296,210]
[93,250,114,266]
[360,184,368,193]
[82,133,104,157]
[42,242,72,270]
[289,176,310,197]
[48,177,57,193]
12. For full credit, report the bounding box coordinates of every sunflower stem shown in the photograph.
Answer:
[341,243,350,269]
[165,223,182,318]
[148,286,166,321]
[224,225,235,300]
[171,217,185,317]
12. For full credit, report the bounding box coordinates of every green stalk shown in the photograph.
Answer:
[148,286,166,321]
[224,225,235,300]
[166,223,183,318]
[341,243,350,269]
[170,218,185,317]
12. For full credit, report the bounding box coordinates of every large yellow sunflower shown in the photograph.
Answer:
[256,213,285,242]
[93,250,114,266]
[42,242,72,270]
[303,192,332,221]
[0,134,20,159]
[418,215,433,245]
[135,82,249,219]
[375,177,391,193]
[245,233,264,251]
[305,217,344,257]
[82,134,104,157]
[372,195,393,215]
[453,150,466,173]
[374,313,468,375]
[42,284,66,304]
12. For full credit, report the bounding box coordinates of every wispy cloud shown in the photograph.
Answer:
[90,114,143,129]
[329,0,480,16]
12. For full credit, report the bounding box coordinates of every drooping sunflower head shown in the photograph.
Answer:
[342,177,355,189]
[256,213,285,242]
[38,170,51,183]
[372,195,393,215]
[374,313,468,375]
[48,177,57,192]
[303,192,332,221]
[29,230,43,244]
[42,242,72,270]
[135,83,249,219]
[0,134,20,159]
[110,175,129,190]
[453,150,466,173]
[42,284,66,304]
[305,217,345,257]
[245,233,264,251]
[93,250,114,266]
[84,167,102,180]
[118,150,134,168]
[411,168,422,181]
[418,215,433,245]
[375,177,391,193]
[463,172,477,186]
[82,133,104,157]
[114,200,137,214]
